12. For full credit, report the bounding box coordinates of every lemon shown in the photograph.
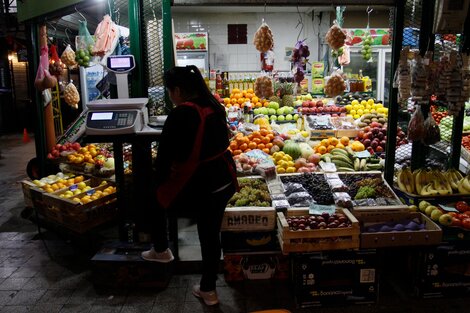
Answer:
[284,155,293,161]
[360,100,367,106]
[353,114,360,119]
[286,167,296,173]
[383,108,389,114]
[350,109,357,116]
[351,100,359,106]
[367,99,374,106]
[345,104,352,112]
[74,190,82,195]
[376,103,384,108]
[352,104,360,111]
[377,108,385,114]
[364,109,370,114]
[370,109,377,114]
[276,166,286,174]
[357,109,364,115]
[72,197,81,203]
[287,161,295,168]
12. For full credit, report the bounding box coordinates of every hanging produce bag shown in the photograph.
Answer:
[407,105,425,141]
[64,81,80,109]
[34,25,57,92]
[422,115,441,145]
[325,22,346,51]
[253,22,274,53]
[93,15,120,66]
[61,44,77,68]
[49,44,64,77]
[75,20,95,67]
[254,75,274,99]
[324,70,346,97]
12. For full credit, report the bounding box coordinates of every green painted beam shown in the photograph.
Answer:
[163,0,174,111]
[129,0,145,98]
[17,0,85,22]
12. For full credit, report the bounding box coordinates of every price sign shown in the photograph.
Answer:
[355,150,371,158]
[309,204,336,215]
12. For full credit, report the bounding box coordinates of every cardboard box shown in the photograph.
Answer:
[291,249,378,307]
[311,79,325,95]
[311,62,325,78]
[221,230,280,253]
[223,252,289,282]
[414,243,470,298]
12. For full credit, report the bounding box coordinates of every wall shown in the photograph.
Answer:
[172,11,332,72]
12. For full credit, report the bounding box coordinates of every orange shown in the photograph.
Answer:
[260,129,269,136]
[247,88,254,94]
[239,143,248,151]
[233,150,242,156]
[223,98,231,104]
[317,146,327,154]
[261,137,270,144]
[253,138,261,144]
[244,148,252,153]
[231,98,237,105]
[266,134,274,141]
[233,93,242,99]
[252,131,261,138]
[257,143,266,150]
[327,145,336,152]
[226,104,232,108]
[248,142,257,149]
[320,139,329,147]
[245,93,253,99]
[252,96,259,103]
[336,143,345,149]
[262,148,270,154]
[328,137,339,146]
[340,136,350,146]
[263,102,269,107]
[256,102,262,108]
[232,88,241,94]
[265,143,273,149]
[237,98,245,105]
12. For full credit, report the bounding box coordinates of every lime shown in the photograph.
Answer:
[83,56,90,62]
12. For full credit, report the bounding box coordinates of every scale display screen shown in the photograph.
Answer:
[91,112,114,120]
[106,55,135,72]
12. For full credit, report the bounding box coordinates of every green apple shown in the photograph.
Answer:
[430,209,443,221]
[419,201,431,212]
[285,114,293,121]
[268,101,279,110]
[260,108,268,115]
[254,108,261,115]
[425,205,438,216]
[277,115,285,122]
[277,108,285,115]
[293,114,299,121]
[268,108,276,115]
[294,100,303,107]
[270,115,277,121]
[438,213,453,226]
[408,205,418,212]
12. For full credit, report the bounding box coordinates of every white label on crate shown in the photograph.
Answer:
[360,268,376,283]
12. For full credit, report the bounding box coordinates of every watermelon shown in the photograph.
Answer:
[282,140,302,160]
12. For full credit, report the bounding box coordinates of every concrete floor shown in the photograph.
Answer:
[0,133,470,313]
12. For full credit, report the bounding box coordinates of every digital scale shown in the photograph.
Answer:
[85,55,163,136]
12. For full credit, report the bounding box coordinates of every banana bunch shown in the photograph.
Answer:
[396,167,415,194]
[397,168,466,196]
[457,175,470,194]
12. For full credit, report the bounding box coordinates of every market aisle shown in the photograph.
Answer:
[0,134,470,313]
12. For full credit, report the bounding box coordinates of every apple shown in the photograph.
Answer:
[293,114,299,121]
[438,213,453,226]
[431,209,443,221]
[425,205,438,216]
[408,205,418,212]
[462,218,470,229]
[451,217,462,227]
[419,201,431,212]
[285,114,293,121]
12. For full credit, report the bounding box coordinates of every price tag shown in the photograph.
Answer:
[319,161,337,172]
[309,204,336,215]
[86,189,96,196]
[69,184,78,191]
[439,204,459,213]
[342,122,353,128]
[355,151,371,158]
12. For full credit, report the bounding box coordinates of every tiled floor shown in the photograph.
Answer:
[1,133,470,313]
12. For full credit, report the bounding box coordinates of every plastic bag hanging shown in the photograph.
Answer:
[75,20,95,67]
[49,44,64,77]
[324,69,346,97]
[64,81,80,109]
[93,15,120,66]
[407,105,425,141]
[34,25,57,92]
[360,8,374,62]
[422,115,441,145]
[61,44,77,68]
[253,22,274,53]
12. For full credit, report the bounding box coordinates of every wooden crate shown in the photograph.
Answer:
[221,207,276,232]
[21,180,47,215]
[358,211,442,248]
[277,208,360,254]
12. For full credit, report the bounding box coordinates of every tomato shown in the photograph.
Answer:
[463,211,470,218]
[451,217,462,227]
[462,218,470,230]
[448,212,459,218]
[455,201,470,213]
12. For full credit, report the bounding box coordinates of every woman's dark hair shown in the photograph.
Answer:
[164,65,225,117]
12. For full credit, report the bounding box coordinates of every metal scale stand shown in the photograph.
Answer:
[87,55,172,288]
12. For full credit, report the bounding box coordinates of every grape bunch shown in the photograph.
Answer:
[361,32,373,61]
[291,40,310,85]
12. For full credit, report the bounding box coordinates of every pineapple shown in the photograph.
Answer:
[282,94,295,107]
[269,95,281,104]
[281,82,295,106]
